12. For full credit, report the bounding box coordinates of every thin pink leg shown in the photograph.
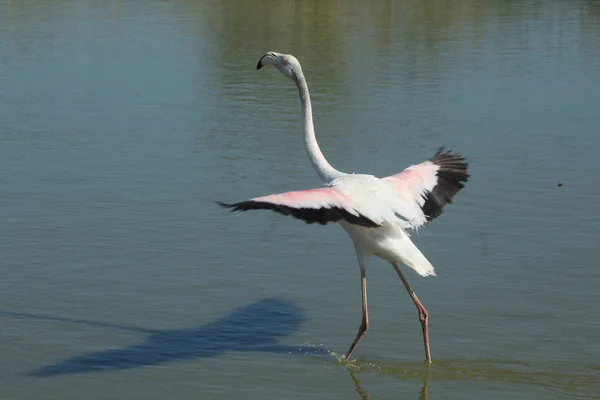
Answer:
[345,267,368,359]
[392,263,432,364]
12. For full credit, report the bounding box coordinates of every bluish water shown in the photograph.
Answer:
[1,1,599,399]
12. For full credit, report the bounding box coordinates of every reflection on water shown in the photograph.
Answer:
[341,357,600,399]
[348,366,430,400]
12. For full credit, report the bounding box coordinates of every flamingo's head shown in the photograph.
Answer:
[256,52,302,80]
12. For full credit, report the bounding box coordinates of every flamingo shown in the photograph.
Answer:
[218,52,469,363]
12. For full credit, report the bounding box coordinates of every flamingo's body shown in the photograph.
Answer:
[219,52,469,363]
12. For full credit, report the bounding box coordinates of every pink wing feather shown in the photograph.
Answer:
[384,148,469,223]
[217,186,380,227]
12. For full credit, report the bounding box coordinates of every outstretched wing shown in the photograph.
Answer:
[219,148,468,229]
[383,148,469,226]
[217,186,380,228]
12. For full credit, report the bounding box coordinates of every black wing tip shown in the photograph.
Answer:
[422,147,470,222]
[429,147,470,179]
[216,200,237,209]
[217,199,379,228]
[216,200,258,212]
[430,147,468,164]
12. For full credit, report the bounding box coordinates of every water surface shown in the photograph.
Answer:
[1,1,599,399]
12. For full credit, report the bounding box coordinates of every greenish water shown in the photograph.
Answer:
[1,0,599,399]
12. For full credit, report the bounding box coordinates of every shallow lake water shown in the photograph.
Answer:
[1,1,600,399]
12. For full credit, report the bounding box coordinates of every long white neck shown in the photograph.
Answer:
[294,73,343,183]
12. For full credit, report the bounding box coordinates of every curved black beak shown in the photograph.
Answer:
[256,55,266,70]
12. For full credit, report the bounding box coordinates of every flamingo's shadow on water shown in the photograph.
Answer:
[0,298,327,377]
